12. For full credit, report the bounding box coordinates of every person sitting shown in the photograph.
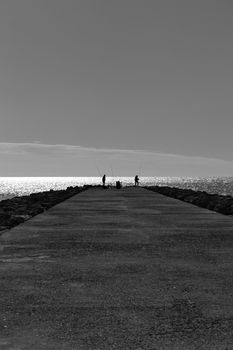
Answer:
[116,181,122,189]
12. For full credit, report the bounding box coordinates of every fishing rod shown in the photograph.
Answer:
[110,163,114,177]
[95,163,101,177]
[138,163,142,177]
[138,162,143,177]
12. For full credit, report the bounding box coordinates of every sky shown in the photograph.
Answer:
[0,0,233,176]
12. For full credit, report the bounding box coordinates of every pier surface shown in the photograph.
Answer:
[1,187,233,349]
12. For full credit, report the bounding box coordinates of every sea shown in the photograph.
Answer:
[0,176,233,201]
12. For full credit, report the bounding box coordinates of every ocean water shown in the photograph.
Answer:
[0,176,233,201]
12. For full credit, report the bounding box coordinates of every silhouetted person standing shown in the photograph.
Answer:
[135,175,139,187]
[102,174,106,187]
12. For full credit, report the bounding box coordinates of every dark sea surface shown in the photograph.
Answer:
[0,176,233,201]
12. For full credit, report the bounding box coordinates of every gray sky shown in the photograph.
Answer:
[0,0,233,176]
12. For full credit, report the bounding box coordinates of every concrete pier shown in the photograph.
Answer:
[1,187,233,349]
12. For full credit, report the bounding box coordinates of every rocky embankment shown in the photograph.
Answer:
[0,185,90,232]
[145,186,233,216]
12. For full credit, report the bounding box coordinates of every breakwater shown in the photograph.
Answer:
[2,187,233,348]
[145,186,233,215]
[0,185,89,232]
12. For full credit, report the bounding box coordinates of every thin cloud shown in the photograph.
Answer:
[0,142,233,164]
[0,142,233,177]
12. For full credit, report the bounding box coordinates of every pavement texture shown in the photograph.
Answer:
[1,187,233,350]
